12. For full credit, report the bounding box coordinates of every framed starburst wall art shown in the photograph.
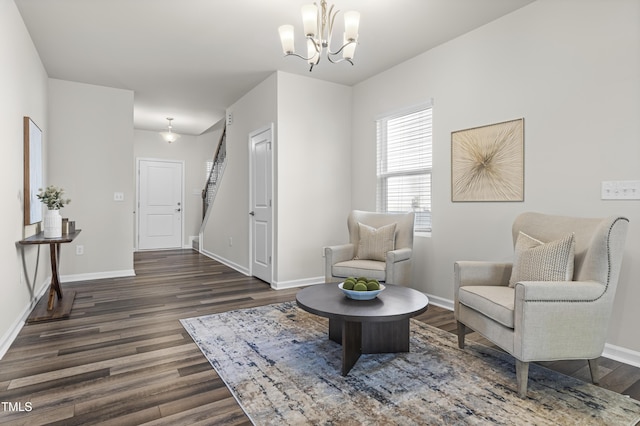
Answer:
[451,118,524,202]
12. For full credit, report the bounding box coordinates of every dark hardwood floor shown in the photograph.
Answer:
[0,250,638,425]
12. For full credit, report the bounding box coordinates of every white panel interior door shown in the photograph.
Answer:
[250,126,273,283]
[138,159,183,250]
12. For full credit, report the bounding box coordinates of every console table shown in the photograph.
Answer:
[19,230,81,323]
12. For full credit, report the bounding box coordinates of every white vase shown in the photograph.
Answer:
[44,208,62,238]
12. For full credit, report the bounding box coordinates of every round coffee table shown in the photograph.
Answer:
[296,282,429,375]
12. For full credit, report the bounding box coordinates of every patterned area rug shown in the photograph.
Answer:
[181,302,640,425]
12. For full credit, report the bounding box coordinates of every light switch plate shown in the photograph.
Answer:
[601,180,640,200]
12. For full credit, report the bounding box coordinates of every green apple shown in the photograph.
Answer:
[353,282,367,291]
[366,281,380,291]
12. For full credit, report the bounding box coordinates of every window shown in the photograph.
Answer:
[376,102,432,232]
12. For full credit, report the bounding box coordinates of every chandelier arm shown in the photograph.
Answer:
[327,39,357,56]
[326,55,354,66]
[285,51,317,62]
[309,36,321,54]
[284,36,322,63]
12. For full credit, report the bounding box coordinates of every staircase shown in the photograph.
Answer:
[193,124,227,251]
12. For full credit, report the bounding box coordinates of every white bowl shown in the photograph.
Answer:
[338,282,386,300]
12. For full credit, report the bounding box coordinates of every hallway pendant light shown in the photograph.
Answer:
[278,0,360,72]
[160,117,180,143]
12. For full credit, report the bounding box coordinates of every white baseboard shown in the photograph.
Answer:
[603,343,640,369]
[272,276,324,290]
[427,293,640,369]
[1,269,136,359]
[10,266,639,372]
[0,316,27,360]
[197,250,324,290]
[199,249,250,276]
[424,292,454,311]
[61,270,136,283]
[0,276,50,360]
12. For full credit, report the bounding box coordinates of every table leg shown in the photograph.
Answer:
[342,320,362,376]
[361,318,410,353]
[328,318,342,344]
[47,243,64,310]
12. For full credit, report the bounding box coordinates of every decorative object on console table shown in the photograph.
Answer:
[36,185,71,238]
[62,218,75,234]
[451,118,524,202]
[44,208,62,238]
[18,229,82,323]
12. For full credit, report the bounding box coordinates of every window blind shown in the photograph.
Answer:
[376,103,432,232]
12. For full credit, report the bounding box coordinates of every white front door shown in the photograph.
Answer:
[138,159,183,250]
[250,126,273,284]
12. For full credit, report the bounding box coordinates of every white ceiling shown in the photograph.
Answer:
[15,0,535,136]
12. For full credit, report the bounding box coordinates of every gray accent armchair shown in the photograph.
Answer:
[454,212,629,398]
[324,210,414,285]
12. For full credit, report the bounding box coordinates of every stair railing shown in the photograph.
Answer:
[202,124,227,220]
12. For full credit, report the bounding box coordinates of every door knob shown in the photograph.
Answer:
[249,211,255,216]
[175,208,181,212]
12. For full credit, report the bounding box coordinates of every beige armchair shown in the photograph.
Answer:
[325,210,415,285]
[454,212,629,398]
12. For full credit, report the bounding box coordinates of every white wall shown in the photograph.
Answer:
[133,127,220,247]
[6,0,638,366]
[275,72,352,286]
[0,0,50,355]
[48,79,135,279]
[201,74,278,273]
[202,71,352,288]
[352,0,640,353]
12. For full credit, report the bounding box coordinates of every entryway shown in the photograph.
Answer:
[137,158,184,250]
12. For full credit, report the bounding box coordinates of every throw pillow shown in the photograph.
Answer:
[508,231,575,288]
[355,222,396,262]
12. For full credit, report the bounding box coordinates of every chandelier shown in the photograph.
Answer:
[278,1,360,71]
[160,117,180,143]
